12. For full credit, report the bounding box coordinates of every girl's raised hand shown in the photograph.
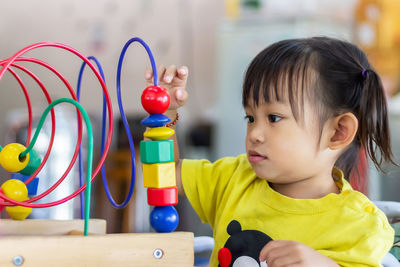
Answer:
[145,65,189,111]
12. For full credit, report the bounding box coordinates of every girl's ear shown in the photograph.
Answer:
[328,112,358,150]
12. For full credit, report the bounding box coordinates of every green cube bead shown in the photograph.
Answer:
[140,140,174,164]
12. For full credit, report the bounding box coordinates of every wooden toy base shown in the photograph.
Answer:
[0,219,194,266]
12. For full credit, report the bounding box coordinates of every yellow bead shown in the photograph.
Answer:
[142,162,176,188]
[144,127,175,141]
[6,196,32,220]
[0,143,30,172]
[1,179,28,201]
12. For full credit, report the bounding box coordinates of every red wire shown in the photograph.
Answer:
[0,60,57,185]
[12,58,83,203]
[0,42,113,208]
[0,64,33,145]
[10,58,81,187]
[0,55,82,207]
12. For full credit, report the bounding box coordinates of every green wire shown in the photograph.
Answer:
[20,98,93,236]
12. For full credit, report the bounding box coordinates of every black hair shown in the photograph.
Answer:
[243,37,396,179]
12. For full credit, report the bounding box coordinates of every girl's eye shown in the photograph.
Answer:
[268,114,282,123]
[244,115,255,123]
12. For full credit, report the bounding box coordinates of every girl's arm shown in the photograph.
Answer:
[145,65,189,196]
[164,109,183,194]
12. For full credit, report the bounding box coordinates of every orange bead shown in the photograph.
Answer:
[0,143,30,173]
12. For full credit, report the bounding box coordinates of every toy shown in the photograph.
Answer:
[0,143,30,173]
[0,37,179,234]
[150,205,179,233]
[140,140,174,163]
[19,148,41,176]
[0,37,190,266]
[147,187,178,206]
[141,85,171,114]
[140,83,179,232]
[116,37,179,233]
[10,173,39,195]
[0,42,110,237]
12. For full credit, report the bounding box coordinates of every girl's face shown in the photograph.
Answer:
[245,97,330,185]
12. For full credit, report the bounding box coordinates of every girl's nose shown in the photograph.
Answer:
[248,126,265,144]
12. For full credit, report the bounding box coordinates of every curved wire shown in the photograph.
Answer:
[76,56,107,217]
[0,39,159,219]
[0,60,57,188]
[0,43,113,209]
[1,98,93,236]
[0,64,33,148]
[0,98,93,227]
[97,37,158,208]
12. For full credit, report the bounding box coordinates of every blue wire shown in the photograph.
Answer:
[78,55,134,211]
[118,37,158,87]
[77,56,107,218]
[108,37,158,208]
[76,37,158,213]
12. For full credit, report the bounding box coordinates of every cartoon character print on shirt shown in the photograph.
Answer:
[218,220,272,267]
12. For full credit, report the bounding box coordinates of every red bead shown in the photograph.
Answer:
[147,187,178,206]
[218,247,231,267]
[141,86,170,114]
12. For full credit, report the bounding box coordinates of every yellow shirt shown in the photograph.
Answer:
[182,154,394,267]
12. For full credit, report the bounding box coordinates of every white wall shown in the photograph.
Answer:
[0,0,224,137]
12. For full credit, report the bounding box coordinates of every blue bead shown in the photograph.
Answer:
[141,114,171,127]
[150,206,179,233]
[10,173,39,196]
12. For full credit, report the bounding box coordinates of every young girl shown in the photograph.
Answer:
[145,37,396,267]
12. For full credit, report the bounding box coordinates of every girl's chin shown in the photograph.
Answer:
[251,167,276,181]
[252,169,271,180]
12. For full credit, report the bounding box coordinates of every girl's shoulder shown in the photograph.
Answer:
[341,187,392,227]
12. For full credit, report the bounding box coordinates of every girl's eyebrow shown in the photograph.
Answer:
[244,106,254,113]
[244,102,255,110]
[262,101,290,110]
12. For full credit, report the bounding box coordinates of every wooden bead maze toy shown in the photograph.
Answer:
[0,37,193,266]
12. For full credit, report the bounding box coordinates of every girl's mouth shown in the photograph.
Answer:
[247,150,267,163]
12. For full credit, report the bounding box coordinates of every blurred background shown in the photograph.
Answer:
[0,0,399,264]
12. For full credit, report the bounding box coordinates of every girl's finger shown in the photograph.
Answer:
[177,66,189,79]
[262,245,292,265]
[163,65,178,83]
[175,88,189,107]
[259,241,289,262]
[267,249,299,267]
[157,66,167,84]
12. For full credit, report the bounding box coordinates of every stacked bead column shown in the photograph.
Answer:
[0,144,41,220]
[140,85,179,233]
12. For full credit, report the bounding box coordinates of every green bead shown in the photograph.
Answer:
[140,140,174,164]
[19,149,41,176]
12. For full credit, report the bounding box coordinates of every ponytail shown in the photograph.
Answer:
[357,69,396,171]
